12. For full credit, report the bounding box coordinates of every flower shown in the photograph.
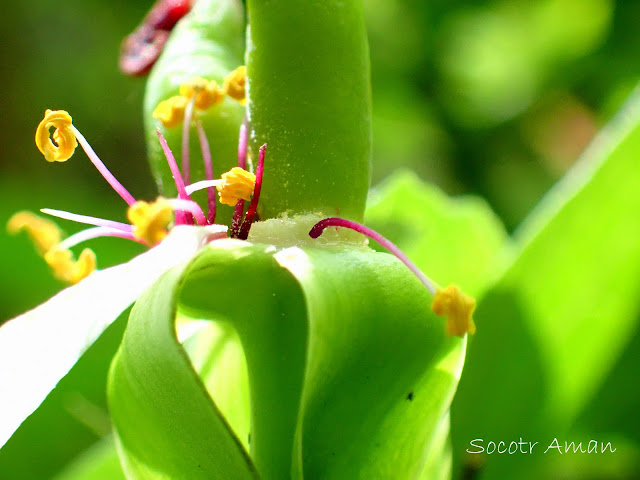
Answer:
[10,71,260,285]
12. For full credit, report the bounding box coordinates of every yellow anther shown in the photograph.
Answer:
[127,197,173,246]
[152,96,189,128]
[180,77,225,110]
[44,247,96,284]
[223,66,247,105]
[431,285,477,337]
[35,109,78,162]
[7,211,64,254]
[216,167,256,206]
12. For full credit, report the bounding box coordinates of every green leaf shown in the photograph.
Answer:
[109,228,465,480]
[451,87,640,477]
[52,436,125,480]
[0,226,221,448]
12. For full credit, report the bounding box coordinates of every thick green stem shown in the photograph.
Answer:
[246,0,372,222]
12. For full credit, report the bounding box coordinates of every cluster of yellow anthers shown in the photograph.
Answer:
[153,66,246,128]
[7,212,96,284]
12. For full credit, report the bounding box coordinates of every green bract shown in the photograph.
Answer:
[108,237,464,480]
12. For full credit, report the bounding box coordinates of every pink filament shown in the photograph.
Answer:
[166,198,207,226]
[181,96,195,185]
[156,128,192,225]
[238,144,266,240]
[196,120,216,224]
[231,120,249,237]
[309,218,437,295]
[72,127,137,206]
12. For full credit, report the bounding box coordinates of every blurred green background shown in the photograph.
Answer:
[1,1,639,478]
[0,0,636,319]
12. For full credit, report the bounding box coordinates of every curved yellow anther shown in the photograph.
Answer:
[7,211,63,254]
[223,66,247,105]
[127,197,173,246]
[431,285,476,337]
[216,167,256,206]
[44,247,96,284]
[152,96,189,128]
[180,77,225,110]
[35,109,78,162]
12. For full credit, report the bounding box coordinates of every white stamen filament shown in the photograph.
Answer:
[185,179,223,196]
[41,209,133,232]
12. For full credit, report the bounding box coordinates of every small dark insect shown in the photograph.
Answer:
[119,0,193,76]
[406,391,414,401]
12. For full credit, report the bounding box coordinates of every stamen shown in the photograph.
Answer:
[41,208,133,232]
[7,211,63,254]
[231,120,248,237]
[127,197,173,246]
[57,227,141,250]
[180,77,225,110]
[309,217,437,294]
[223,66,247,105]
[309,218,477,337]
[431,285,476,337]
[238,144,266,240]
[156,128,192,225]
[216,167,256,206]
[35,110,77,162]
[185,179,223,196]
[165,199,207,226]
[44,247,96,284]
[196,120,217,224]
[152,96,189,128]
[181,95,195,185]
[71,127,137,206]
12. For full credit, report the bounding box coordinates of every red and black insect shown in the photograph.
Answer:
[119,0,193,76]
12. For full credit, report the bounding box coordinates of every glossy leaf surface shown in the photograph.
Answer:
[451,87,640,479]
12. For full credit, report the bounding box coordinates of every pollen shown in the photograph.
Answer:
[7,211,64,254]
[152,96,189,128]
[431,285,476,337]
[223,66,247,105]
[44,247,96,284]
[127,197,173,246]
[35,109,78,162]
[180,77,225,110]
[216,167,256,206]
